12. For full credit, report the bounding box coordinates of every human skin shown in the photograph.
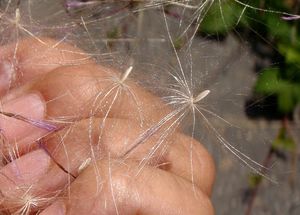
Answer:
[0,38,215,214]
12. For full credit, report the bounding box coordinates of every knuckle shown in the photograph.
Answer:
[175,133,216,192]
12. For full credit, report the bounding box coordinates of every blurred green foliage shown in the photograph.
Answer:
[200,0,300,114]
[199,0,300,181]
[248,174,262,188]
[273,126,296,152]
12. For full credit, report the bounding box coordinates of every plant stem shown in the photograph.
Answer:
[245,115,297,214]
[244,146,274,215]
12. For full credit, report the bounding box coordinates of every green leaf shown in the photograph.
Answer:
[248,174,262,188]
[266,15,292,42]
[200,1,242,34]
[173,37,184,50]
[278,44,300,64]
[272,127,296,152]
[255,68,280,94]
[106,27,119,39]
[255,68,300,113]
[277,85,295,113]
[293,85,300,103]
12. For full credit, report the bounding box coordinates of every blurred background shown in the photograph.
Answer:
[1,0,300,214]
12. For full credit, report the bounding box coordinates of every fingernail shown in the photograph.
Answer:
[40,201,66,215]
[0,150,50,194]
[0,93,45,141]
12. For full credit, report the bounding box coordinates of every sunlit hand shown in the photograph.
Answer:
[0,38,215,215]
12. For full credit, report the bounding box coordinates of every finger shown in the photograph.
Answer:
[0,92,47,150]
[40,159,214,215]
[1,61,169,157]
[29,64,169,125]
[0,150,51,214]
[166,133,215,196]
[97,118,215,195]
[0,118,214,213]
[0,37,94,96]
[39,118,214,195]
[0,149,76,214]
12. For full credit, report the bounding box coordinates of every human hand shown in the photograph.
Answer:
[0,38,215,215]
